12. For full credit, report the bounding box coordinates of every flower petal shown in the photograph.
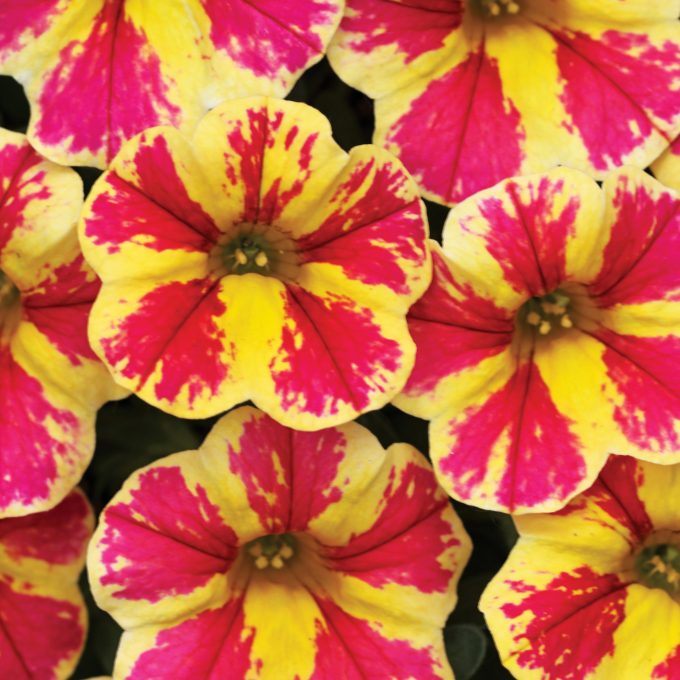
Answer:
[652,137,680,193]
[90,406,470,678]
[481,457,680,679]
[0,130,123,517]
[82,98,428,428]
[329,1,680,205]
[0,489,92,680]
[0,1,342,167]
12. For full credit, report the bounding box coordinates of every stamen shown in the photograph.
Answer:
[234,248,248,266]
[560,315,573,329]
[254,251,268,268]
[635,541,680,599]
[246,533,297,571]
[527,311,541,326]
[480,0,521,17]
[254,556,269,570]
[539,320,551,335]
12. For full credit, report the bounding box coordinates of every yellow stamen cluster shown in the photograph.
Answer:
[636,543,680,598]
[481,0,520,17]
[247,534,296,570]
[522,291,573,337]
[231,238,269,272]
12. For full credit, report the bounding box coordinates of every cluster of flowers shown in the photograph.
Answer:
[0,1,678,678]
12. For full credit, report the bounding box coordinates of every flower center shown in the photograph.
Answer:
[246,533,297,571]
[471,0,522,19]
[0,270,21,344]
[635,542,680,599]
[518,289,574,338]
[210,224,299,280]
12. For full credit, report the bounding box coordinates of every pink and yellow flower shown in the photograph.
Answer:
[88,405,471,679]
[0,489,93,679]
[395,167,680,513]
[79,96,430,429]
[0,0,343,168]
[0,129,124,518]
[327,0,680,205]
[480,456,680,679]
[653,137,680,193]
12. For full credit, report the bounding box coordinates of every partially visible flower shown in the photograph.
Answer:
[0,0,343,168]
[653,136,680,193]
[328,1,680,205]
[395,167,680,513]
[0,129,125,517]
[481,456,680,679]
[79,96,430,429]
[88,406,471,679]
[0,489,93,679]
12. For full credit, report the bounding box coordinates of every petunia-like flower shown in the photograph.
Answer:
[0,489,93,679]
[394,166,680,514]
[0,0,343,169]
[653,137,680,193]
[88,405,471,679]
[327,0,680,206]
[0,128,124,518]
[79,96,430,429]
[480,456,680,679]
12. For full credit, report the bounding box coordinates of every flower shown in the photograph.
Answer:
[79,96,430,429]
[0,489,93,679]
[88,405,471,679]
[394,167,680,513]
[480,456,680,679]
[0,0,343,168]
[653,137,680,193]
[327,1,680,205]
[0,129,124,518]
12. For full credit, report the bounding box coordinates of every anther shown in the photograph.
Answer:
[560,315,573,329]
[248,544,263,558]
[507,1,520,12]
[539,320,552,335]
[270,555,285,569]
[254,556,269,570]
[234,248,248,266]
[527,311,541,326]
[279,544,294,560]
[254,251,268,268]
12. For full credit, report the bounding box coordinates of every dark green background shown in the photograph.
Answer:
[0,62,515,680]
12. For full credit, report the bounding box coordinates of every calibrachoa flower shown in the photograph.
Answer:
[394,167,680,513]
[0,0,343,168]
[480,456,680,679]
[653,137,680,193]
[327,1,680,205]
[88,406,471,679]
[0,489,93,679]
[0,128,124,518]
[79,96,430,429]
